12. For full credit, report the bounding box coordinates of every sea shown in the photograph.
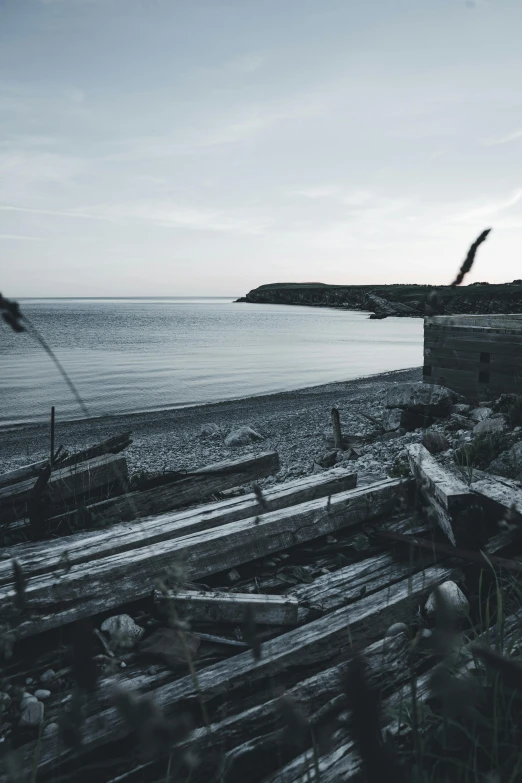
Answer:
[0,297,424,427]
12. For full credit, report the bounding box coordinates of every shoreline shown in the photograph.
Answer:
[0,366,422,482]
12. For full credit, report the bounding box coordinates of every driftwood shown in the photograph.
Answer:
[0,466,356,587]
[0,432,132,491]
[268,613,522,783]
[156,589,300,626]
[331,408,343,450]
[0,454,129,524]
[407,443,477,546]
[47,451,281,528]
[470,471,522,521]
[9,563,450,779]
[0,477,406,638]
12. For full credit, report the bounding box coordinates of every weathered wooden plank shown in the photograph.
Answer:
[263,613,522,783]
[0,466,357,586]
[425,336,522,358]
[425,346,522,366]
[47,451,281,527]
[0,478,408,638]
[470,472,522,521]
[426,314,522,329]
[156,589,301,626]
[0,433,132,492]
[9,562,449,779]
[0,455,129,524]
[407,444,476,546]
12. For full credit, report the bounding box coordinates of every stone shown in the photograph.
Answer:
[19,699,44,728]
[448,413,474,430]
[138,627,200,669]
[101,614,145,650]
[386,382,457,417]
[469,407,493,423]
[385,622,409,638]
[489,441,522,479]
[425,581,469,619]
[0,692,11,713]
[422,431,450,455]
[20,694,38,710]
[34,689,51,701]
[382,408,402,432]
[40,668,56,683]
[224,426,264,447]
[226,568,241,583]
[473,417,505,436]
[317,450,340,469]
[43,722,59,737]
[200,423,222,439]
[452,403,471,415]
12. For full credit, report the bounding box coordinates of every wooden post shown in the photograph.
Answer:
[331,408,343,450]
[50,406,55,467]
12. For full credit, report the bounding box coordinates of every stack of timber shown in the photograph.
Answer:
[2,440,522,783]
[423,313,522,399]
[0,431,281,536]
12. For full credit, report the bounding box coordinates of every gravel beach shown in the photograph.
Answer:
[0,366,423,486]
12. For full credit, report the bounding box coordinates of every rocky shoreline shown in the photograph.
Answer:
[3,365,521,501]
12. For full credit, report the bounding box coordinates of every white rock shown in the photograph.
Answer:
[101,614,144,650]
[35,689,51,701]
[224,426,264,447]
[43,722,59,736]
[40,668,56,683]
[469,407,493,423]
[200,423,222,439]
[385,622,409,638]
[382,408,402,432]
[0,692,11,713]
[425,581,469,618]
[19,700,44,728]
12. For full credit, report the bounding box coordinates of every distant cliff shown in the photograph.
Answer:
[236,281,522,317]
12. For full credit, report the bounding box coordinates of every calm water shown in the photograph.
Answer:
[0,298,423,426]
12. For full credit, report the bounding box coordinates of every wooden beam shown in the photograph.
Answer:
[0,455,129,524]
[0,477,407,638]
[0,432,132,491]
[9,561,449,779]
[156,589,300,626]
[48,451,281,527]
[470,471,522,521]
[0,466,356,587]
[407,444,476,546]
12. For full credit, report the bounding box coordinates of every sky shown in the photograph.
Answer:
[1,0,521,297]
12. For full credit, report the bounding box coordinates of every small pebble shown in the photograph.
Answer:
[20,694,38,710]
[25,677,34,685]
[35,689,51,701]
[19,700,44,728]
[40,669,56,683]
[43,722,59,737]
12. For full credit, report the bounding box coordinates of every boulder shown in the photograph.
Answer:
[386,382,457,417]
[224,426,264,447]
[473,417,505,436]
[422,431,450,454]
[425,581,469,619]
[200,423,222,439]
[382,408,402,432]
[452,403,471,415]
[317,450,341,469]
[489,441,522,479]
[101,614,145,650]
[469,407,493,423]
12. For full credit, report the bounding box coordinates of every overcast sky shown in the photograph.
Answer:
[1,0,521,296]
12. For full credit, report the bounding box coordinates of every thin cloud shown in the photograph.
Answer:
[483,129,522,146]
[452,188,522,222]
[0,233,44,240]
